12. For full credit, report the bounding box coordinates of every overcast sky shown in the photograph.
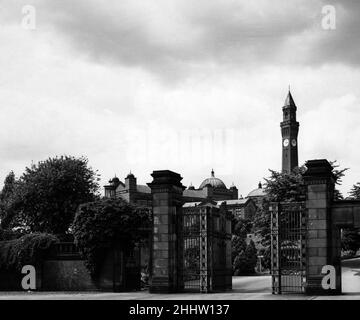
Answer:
[1,0,360,197]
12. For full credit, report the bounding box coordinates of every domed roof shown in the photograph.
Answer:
[199,170,227,189]
[108,176,120,186]
[247,182,266,198]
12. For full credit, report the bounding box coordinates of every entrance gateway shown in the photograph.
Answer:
[270,202,306,294]
[147,170,232,293]
[147,160,360,295]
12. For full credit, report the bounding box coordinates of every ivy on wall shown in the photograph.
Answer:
[73,198,151,278]
[0,233,58,271]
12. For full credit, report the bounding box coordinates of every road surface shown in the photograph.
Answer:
[341,257,360,293]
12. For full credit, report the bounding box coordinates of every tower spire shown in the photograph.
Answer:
[211,169,215,177]
[284,90,296,107]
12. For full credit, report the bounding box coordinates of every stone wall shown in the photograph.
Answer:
[0,243,141,292]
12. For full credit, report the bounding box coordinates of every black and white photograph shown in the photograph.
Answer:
[1,0,360,311]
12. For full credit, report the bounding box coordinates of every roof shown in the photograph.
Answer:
[183,199,219,208]
[183,199,251,208]
[199,169,227,189]
[284,91,296,107]
[183,202,202,208]
[247,187,266,198]
[183,189,204,198]
[217,199,249,206]
[136,185,151,194]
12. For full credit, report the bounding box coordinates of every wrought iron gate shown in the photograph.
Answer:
[270,202,306,294]
[179,202,232,293]
[181,207,201,291]
[180,206,211,292]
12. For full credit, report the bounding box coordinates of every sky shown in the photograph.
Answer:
[0,0,360,197]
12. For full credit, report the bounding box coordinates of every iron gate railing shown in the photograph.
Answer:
[180,206,210,292]
[270,202,306,294]
[179,202,232,293]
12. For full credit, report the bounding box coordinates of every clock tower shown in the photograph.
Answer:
[281,89,299,173]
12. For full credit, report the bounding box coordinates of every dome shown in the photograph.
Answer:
[199,169,227,189]
[247,182,266,198]
[109,176,120,186]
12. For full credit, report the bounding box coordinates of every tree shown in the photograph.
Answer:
[252,199,271,269]
[342,229,360,253]
[0,171,20,230]
[264,166,307,203]
[1,156,100,234]
[233,240,257,275]
[257,161,349,267]
[232,235,246,262]
[264,161,348,203]
[349,183,360,200]
[233,217,252,239]
[73,198,151,277]
[330,160,348,200]
[341,182,360,255]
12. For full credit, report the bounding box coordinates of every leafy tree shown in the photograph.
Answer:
[252,199,271,269]
[342,182,360,255]
[73,198,151,277]
[233,217,252,239]
[1,156,100,234]
[232,235,246,262]
[349,183,360,200]
[233,240,257,275]
[264,166,307,203]
[0,171,21,230]
[342,229,360,253]
[264,161,348,203]
[256,161,348,268]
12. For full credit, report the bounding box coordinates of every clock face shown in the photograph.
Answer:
[291,139,297,147]
[283,139,289,147]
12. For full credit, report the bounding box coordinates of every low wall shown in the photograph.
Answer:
[0,242,141,292]
[42,260,98,291]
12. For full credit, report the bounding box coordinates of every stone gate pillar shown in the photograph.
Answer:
[147,170,185,293]
[303,159,340,294]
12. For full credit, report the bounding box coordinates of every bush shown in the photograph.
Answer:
[0,228,25,241]
[73,198,151,277]
[0,233,58,271]
[233,240,257,275]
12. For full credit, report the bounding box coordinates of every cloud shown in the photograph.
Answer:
[1,0,360,197]
[4,0,357,81]
[2,0,360,81]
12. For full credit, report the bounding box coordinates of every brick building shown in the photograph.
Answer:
[104,169,239,204]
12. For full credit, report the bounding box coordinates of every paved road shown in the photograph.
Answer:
[341,257,360,293]
[232,275,272,293]
[2,258,360,299]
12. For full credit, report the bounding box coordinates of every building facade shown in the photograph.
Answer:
[104,169,238,204]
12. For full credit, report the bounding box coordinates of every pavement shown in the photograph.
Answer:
[2,259,360,300]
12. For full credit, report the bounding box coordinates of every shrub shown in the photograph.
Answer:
[0,233,58,271]
[233,240,257,275]
[73,198,151,277]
